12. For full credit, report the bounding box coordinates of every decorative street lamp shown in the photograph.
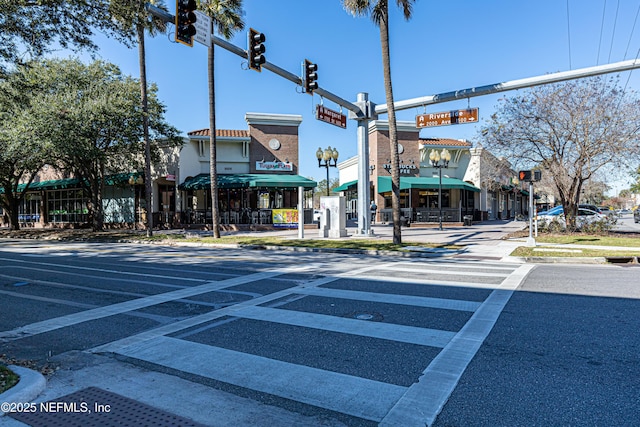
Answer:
[316,146,339,196]
[429,148,451,230]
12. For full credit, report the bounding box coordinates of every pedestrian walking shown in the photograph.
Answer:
[370,200,377,224]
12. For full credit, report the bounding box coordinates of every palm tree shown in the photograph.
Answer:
[342,0,415,244]
[198,0,245,238]
[111,0,169,237]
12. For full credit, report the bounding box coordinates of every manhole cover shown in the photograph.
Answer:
[355,313,374,320]
[349,312,384,321]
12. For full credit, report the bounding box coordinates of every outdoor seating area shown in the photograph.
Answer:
[183,208,274,225]
[378,207,475,224]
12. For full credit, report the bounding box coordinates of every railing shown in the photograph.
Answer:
[181,208,314,226]
[379,208,463,223]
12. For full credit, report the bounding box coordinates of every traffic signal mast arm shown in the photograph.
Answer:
[375,58,640,115]
[146,3,361,116]
[147,4,640,117]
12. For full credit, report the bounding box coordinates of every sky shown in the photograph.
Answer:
[77,0,640,192]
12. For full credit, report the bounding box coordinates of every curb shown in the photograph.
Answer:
[0,366,46,416]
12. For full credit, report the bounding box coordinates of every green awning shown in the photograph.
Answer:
[0,173,143,194]
[179,173,317,190]
[248,174,317,189]
[332,179,358,192]
[0,178,81,194]
[377,176,480,193]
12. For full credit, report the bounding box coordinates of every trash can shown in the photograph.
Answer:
[463,215,473,226]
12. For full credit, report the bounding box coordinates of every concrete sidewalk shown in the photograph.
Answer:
[223,219,529,260]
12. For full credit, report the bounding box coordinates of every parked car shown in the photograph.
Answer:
[634,207,640,223]
[537,208,606,230]
[313,209,322,222]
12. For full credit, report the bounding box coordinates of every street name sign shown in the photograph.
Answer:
[416,108,479,128]
[316,105,347,129]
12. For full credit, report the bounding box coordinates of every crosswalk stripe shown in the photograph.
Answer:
[294,287,482,312]
[234,305,456,348]
[121,336,407,422]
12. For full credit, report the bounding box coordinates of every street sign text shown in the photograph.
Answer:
[316,105,347,129]
[416,108,479,128]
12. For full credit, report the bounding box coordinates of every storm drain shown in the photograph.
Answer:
[8,386,207,427]
[605,256,638,264]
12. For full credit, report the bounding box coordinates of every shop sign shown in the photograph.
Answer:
[383,163,418,174]
[256,161,293,171]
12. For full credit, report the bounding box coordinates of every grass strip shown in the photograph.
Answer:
[0,365,19,393]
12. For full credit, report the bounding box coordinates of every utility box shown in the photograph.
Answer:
[318,196,348,238]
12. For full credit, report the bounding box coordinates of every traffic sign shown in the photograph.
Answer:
[316,105,346,129]
[193,11,211,47]
[416,108,479,128]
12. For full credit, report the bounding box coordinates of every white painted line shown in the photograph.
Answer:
[0,267,305,341]
[366,265,510,278]
[234,306,455,348]
[0,256,207,283]
[380,264,535,426]
[295,287,481,312]
[92,261,415,354]
[396,260,520,271]
[119,336,407,422]
[346,273,504,289]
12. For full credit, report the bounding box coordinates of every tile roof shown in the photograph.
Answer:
[187,129,249,138]
[419,137,472,147]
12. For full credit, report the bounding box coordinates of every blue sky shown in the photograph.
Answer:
[82,0,640,190]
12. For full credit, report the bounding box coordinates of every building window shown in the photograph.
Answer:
[199,140,206,158]
[18,194,41,223]
[47,189,88,223]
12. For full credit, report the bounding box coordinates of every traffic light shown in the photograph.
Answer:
[248,28,266,71]
[519,170,532,181]
[175,0,197,47]
[304,59,318,94]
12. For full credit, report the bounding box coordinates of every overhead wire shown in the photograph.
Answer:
[566,0,572,69]
[597,0,608,64]
[607,0,620,63]
[623,3,640,60]
[620,4,640,96]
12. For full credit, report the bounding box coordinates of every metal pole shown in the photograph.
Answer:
[298,186,304,239]
[325,164,330,196]
[355,93,372,235]
[438,167,443,231]
[527,181,536,246]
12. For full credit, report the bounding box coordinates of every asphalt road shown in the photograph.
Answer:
[1,240,639,426]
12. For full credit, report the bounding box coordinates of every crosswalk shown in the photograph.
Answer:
[92,258,534,426]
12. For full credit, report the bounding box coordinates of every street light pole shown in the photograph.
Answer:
[316,146,339,196]
[429,148,451,231]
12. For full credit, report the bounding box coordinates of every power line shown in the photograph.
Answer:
[566,0,572,69]
[607,0,620,63]
[623,3,640,59]
[597,0,608,65]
